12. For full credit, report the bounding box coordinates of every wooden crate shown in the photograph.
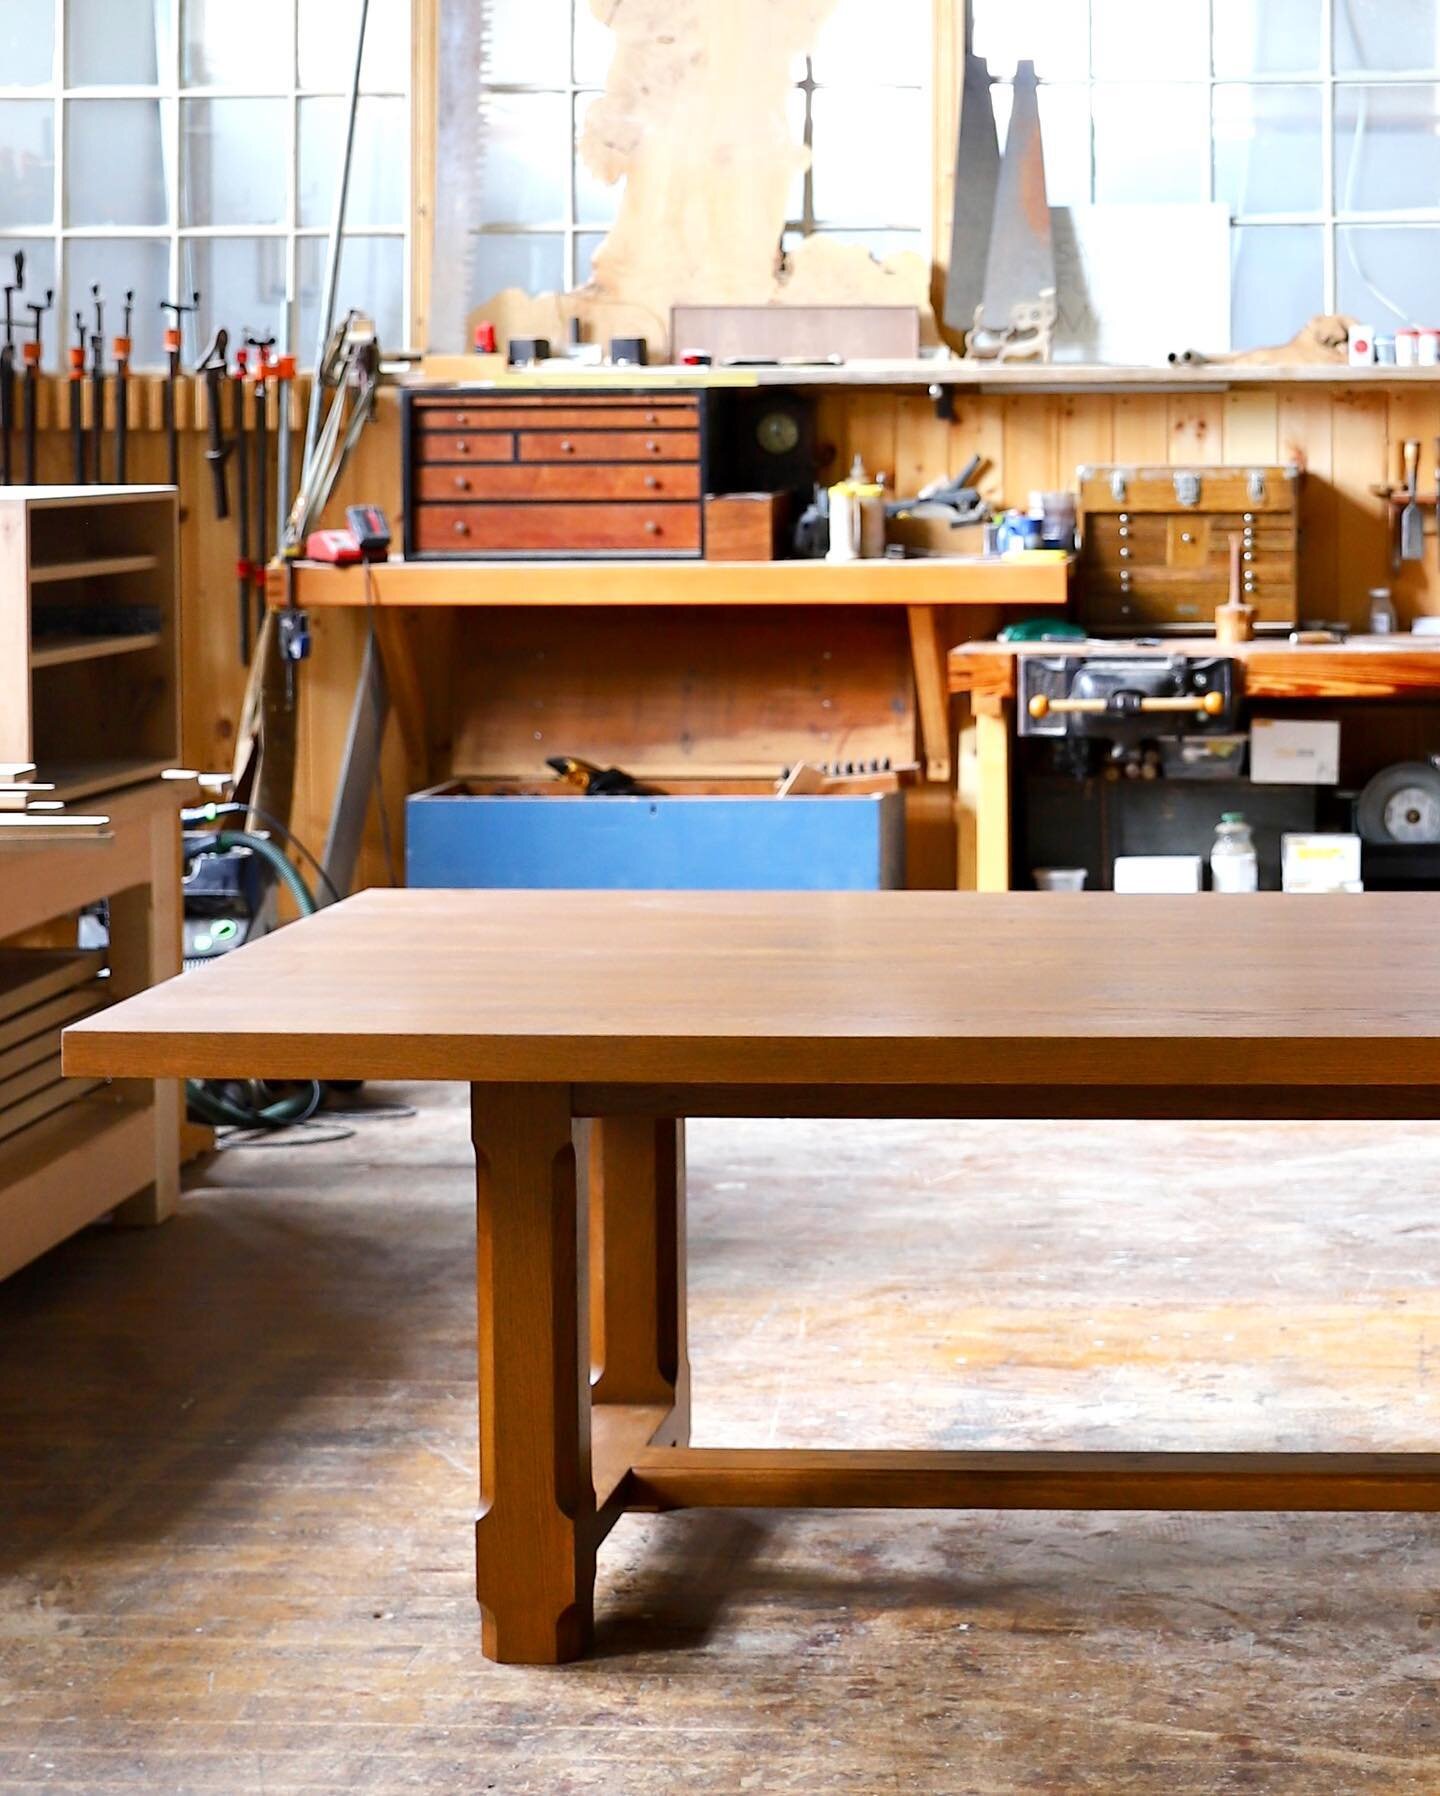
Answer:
[0,485,180,802]
[1075,463,1301,636]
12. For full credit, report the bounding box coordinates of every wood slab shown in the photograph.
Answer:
[63,887,1440,1093]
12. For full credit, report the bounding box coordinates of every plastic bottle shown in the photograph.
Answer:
[1210,812,1258,892]
[1369,586,1397,634]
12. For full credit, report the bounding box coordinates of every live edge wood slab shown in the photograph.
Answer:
[62,889,1440,1663]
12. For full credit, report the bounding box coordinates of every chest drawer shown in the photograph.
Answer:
[414,402,698,432]
[414,463,702,502]
[412,502,702,556]
[517,430,700,463]
[412,432,515,464]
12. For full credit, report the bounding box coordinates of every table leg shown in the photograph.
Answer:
[471,1082,595,1664]
[588,1118,690,1441]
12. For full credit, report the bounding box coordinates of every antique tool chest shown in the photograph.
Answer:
[403,387,709,558]
[1075,463,1301,635]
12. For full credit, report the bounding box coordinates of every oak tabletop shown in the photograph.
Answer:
[61,888,1440,1089]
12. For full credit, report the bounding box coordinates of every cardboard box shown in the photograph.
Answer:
[1113,855,1203,893]
[1282,833,1362,892]
[1250,717,1340,785]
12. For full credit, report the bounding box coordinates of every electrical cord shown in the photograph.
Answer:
[187,801,342,905]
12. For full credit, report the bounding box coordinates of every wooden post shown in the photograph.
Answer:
[471,1082,595,1664]
[588,1118,690,1440]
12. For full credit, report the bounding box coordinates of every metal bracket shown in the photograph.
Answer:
[927,381,955,422]
[1109,470,1127,503]
[1174,471,1201,506]
[1247,468,1266,504]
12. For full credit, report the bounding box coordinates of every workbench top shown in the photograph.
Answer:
[948,634,1440,703]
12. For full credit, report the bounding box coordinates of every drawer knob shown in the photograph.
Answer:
[453,519,469,536]
[644,520,660,534]
[454,475,470,491]
[456,413,470,426]
[456,439,468,453]
[644,474,659,489]
[646,439,659,453]
[645,412,659,424]
[561,439,575,452]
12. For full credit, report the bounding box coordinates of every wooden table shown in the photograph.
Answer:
[62,887,1440,1664]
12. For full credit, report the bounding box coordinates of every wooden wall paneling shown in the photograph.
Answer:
[893,392,954,496]
[1279,389,1339,622]
[1001,396,1059,512]
[812,388,853,487]
[1385,387,1440,620]
[1166,392,1225,465]
[1221,390,1280,464]
[950,396,1006,508]
[1331,389,1392,625]
[845,391,901,485]
[1111,394,1170,465]
[1054,395,1115,490]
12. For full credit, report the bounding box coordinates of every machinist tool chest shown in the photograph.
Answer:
[1075,462,1302,635]
[403,388,709,558]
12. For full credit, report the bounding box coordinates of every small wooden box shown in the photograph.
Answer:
[703,492,791,561]
[1075,462,1301,635]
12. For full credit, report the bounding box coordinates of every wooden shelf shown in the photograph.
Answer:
[272,553,1073,611]
[41,755,177,802]
[30,552,160,584]
[31,631,164,669]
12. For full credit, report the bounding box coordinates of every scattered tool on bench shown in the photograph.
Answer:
[196,328,231,520]
[112,290,133,482]
[1400,440,1425,564]
[160,290,199,488]
[88,285,105,483]
[1,253,21,487]
[21,286,49,485]
[68,311,87,484]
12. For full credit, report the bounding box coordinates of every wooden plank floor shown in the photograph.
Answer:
[1,1087,1438,1792]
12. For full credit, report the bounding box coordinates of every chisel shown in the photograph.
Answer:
[113,290,133,483]
[88,285,104,484]
[197,328,231,519]
[1401,440,1424,562]
[21,289,49,486]
[68,312,86,484]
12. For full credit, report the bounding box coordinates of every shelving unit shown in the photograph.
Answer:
[0,486,179,803]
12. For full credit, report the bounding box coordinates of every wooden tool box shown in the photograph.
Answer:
[1075,463,1301,635]
[403,388,709,559]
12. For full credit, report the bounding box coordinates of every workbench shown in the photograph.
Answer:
[949,635,1440,890]
[64,886,1440,1664]
[266,553,1071,892]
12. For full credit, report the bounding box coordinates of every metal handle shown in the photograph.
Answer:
[560,438,575,452]
[455,439,468,453]
[1028,692,1225,720]
[644,474,659,489]
[645,411,659,424]
[453,474,470,491]
[644,519,660,534]
[455,412,470,426]
[453,519,469,536]
[646,439,659,453]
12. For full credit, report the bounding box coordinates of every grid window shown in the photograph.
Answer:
[0,0,411,370]
[449,0,931,344]
[973,0,1440,347]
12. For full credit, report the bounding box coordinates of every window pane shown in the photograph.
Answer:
[1335,85,1440,213]
[1336,0,1440,74]
[182,0,292,87]
[67,0,163,86]
[991,82,1092,207]
[971,0,1089,80]
[573,3,615,84]
[183,237,289,357]
[64,239,170,368]
[1092,0,1209,79]
[813,0,929,85]
[299,0,410,91]
[1338,227,1440,328]
[299,96,406,229]
[483,0,570,83]
[0,0,54,85]
[1231,224,1323,349]
[1093,84,1208,202]
[297,234,404,359]
[469,233,565,305]
[1214,85,1323,215]
[67,99,169,227]
[1213,0,1322,76]
[475,94,569,226]
[575,94,618,227]
[0,239,57,367]
[0,103,54,228]
[181,99,287,227]
[810,89,926,226]
[576,231,606,286]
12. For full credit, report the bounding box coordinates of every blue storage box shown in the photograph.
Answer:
[405,783,905,891]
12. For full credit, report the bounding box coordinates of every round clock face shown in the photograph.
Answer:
[1383,784,1440,843]
[756,409,800,456]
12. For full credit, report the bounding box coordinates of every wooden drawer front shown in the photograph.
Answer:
[412,432,515,464]
[1084,582,1296,631]
[413,503,702,554]
[415,463,702,502]
[1084,516,1295,560]
[517,430,700,462]
[416,403,698,432]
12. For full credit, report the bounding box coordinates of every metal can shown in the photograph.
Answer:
[1396,328,1420,366]
[1420,329,1440,365]
[1348,325,1376,365]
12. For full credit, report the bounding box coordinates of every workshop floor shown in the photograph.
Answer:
[1,1088,1438,1793]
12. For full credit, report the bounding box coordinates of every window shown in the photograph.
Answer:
[972,0,1440,347]
[434,0,931,350]
[0,0,411,369]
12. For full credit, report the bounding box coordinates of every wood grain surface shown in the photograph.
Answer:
[62,887,1440,1091]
